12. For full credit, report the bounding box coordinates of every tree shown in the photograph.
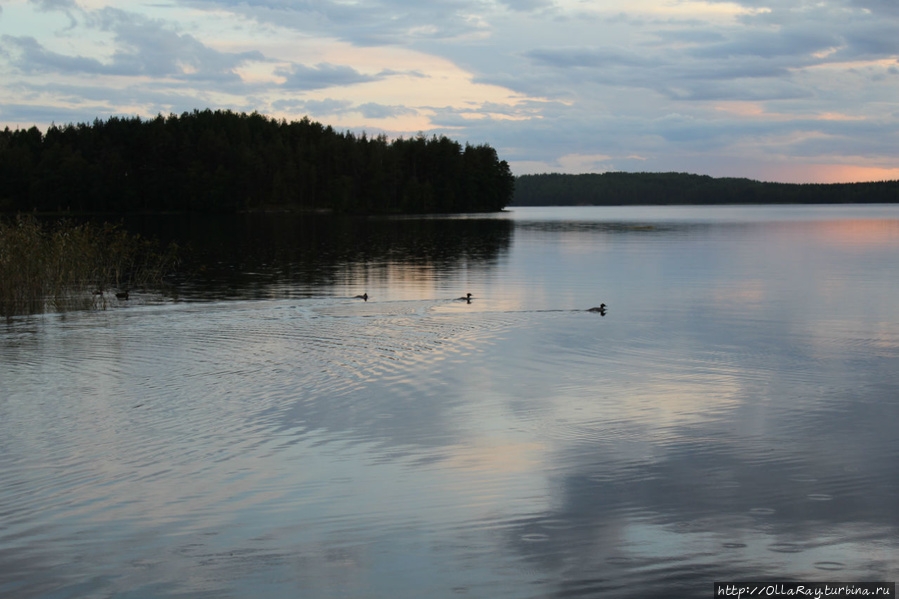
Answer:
[0,111,515,214]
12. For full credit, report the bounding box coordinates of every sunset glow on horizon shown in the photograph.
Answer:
[753,164,899,185]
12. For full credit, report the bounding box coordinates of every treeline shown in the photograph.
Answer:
[512,172,899,206]
[0,109,514,214]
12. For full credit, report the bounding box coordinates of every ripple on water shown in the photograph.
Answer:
[807,493,834,501]
[3,253,899,599]
[767,543,804,554]
[538,518,576,531]
[722,543,747,549]
[789,475,818,484]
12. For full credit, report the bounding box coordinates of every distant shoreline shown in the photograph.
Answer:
[511,172,899,206]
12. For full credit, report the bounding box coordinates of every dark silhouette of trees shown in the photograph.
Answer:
[0,110,514,214]
[512,172,899,206]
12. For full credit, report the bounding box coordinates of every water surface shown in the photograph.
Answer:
[2,205,898,598]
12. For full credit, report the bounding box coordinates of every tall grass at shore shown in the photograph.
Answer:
[0,215,177,317]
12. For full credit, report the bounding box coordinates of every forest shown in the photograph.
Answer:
[0,110,515,214]
[512,172,899,206]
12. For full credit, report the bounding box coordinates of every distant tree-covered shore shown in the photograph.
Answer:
[0,110,514,214]
[512,172,899,206]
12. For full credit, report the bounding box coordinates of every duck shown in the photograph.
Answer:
[587,303,606,314]
[455,293,473,301]
[116,290,130,300]
[354,293,369,301]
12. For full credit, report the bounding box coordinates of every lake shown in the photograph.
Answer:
[1,205,898,598]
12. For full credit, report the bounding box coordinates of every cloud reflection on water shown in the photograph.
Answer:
[1,206,897,598]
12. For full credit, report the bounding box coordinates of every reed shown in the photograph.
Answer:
[0,215,178,317]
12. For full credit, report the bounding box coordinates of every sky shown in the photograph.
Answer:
[1,0,898,183]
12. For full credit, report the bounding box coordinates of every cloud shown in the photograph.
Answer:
[180,0,494,45]
[356,102,418,119]
[4,8,264,83]
[854,0,899,17]
[649,29,727,46]
[276,62,385,91]
[687,29,840,60]
[28,0,80,30]
[3,35,109,75]
[839,22,899,57]
[272,98,353,117]
[728,1,899,60]
[2,0,899,182]
[496,0,556,12]
[31,0,78,9]
[525,46,660,69]
[89,8,264,81]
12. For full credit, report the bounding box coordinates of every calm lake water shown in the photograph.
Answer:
[2,205,898,598]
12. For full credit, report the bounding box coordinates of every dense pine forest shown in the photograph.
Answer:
[0,110,514,214]
[513,172,899,206]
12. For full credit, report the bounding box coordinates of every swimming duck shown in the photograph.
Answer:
[116,290,130,300]
[455,293,473,301]
[354,293,369,301]
[587,303,606,314]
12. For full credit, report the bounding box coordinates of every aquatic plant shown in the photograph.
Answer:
[0,215,178,316]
